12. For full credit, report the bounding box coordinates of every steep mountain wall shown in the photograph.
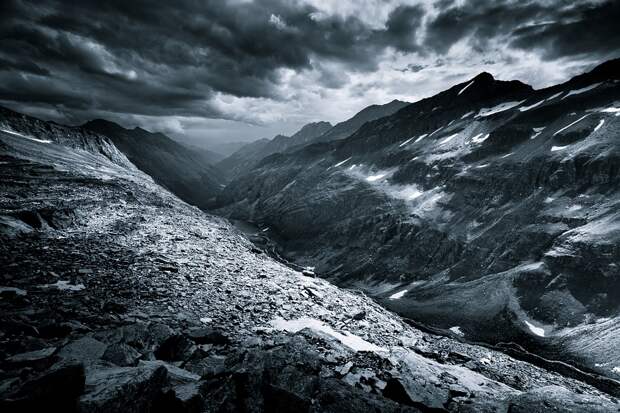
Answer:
[215,60,620,377]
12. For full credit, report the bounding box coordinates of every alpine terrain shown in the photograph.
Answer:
[1,101,619,411]
[218,100,409,181]
[215,58,620,382]
[2,0,620,410]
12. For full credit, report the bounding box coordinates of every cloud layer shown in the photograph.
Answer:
[1,0,618,144]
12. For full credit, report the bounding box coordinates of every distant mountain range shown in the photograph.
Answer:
[217,100,409,181]
[214,58,620,379]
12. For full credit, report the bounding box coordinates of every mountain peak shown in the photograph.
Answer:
[452,71,532,99]
[83,118,124,131]
[473,71,494,82]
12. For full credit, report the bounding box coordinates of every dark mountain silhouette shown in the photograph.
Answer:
[84,119,224,209]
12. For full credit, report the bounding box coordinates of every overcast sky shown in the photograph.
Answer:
[1,0,619,147]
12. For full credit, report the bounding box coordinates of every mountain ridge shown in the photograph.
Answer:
[217,99,410,181]
[214,57,620,381]
[83,118,224,210]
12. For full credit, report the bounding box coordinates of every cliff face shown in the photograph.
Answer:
[215,60,620,377]
[1,107,617,411]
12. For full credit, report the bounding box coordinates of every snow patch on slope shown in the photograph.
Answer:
[553,114,589,136]
[428,126,443,137]
[524,320,545,337]
[366,173,388,182]
[333,157,351,168]
[519,100,544,112]
[271,317,387,353]
[545,91,564,101]
[476,100,525,118]
[389,289,408,299]
[593,119,605,132]
[531,127,545,139]
[1,128,52,144]
[561,82,601,100]
[414,133,428,143]
[600,106,620,113]
[458,80,475,96]
[439,133,459,145]
[471,133,490,144]
[449,326,464,336]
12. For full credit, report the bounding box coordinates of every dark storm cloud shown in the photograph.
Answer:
[425,0,620,59]
[510,1,620,59]
[0,0,618,127]
[0,0,423,124]
[382,5,425,53]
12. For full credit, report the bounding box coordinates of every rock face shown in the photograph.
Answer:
[1,106,618,410]
[215,59,620,377]
[83,119,224,210]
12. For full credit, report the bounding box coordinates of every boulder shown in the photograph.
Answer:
[185,327,230,345]
[58,337,107,365]
[5,346,57,368]
[102,343,142,367]
[1,362,85,413]
[383,377,449,411]
[79,363,168,413]
[138,360,200,385]
[154,334,196,362]
[156,382,204,413]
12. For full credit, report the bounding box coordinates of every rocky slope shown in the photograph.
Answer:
[1,109,618,411]
[83,119,224,210]
[218,100,409,181]
[215,59,620,379]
